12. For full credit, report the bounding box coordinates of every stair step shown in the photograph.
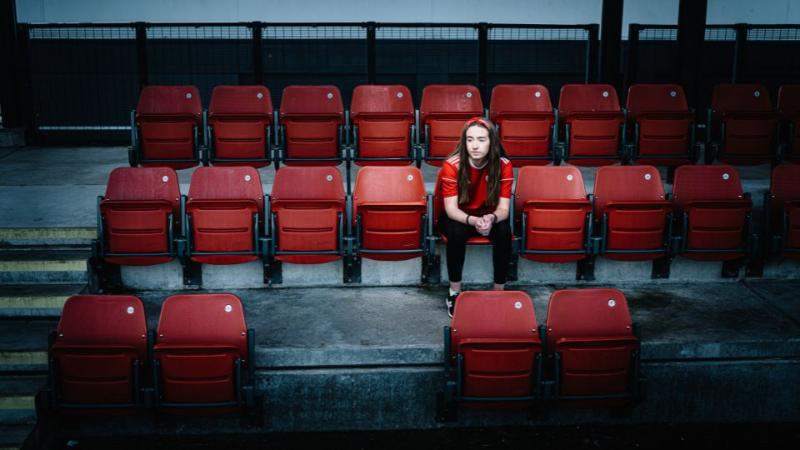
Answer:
[0,227,95,247]
[0,284,84,318]
[0,376,40,426]
[0,257,88,284]
[0,424,32,449]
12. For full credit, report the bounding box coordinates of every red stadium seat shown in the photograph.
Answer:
[672,165,752,261]
[444,291,543,407]
[98,167,180,266]
[420,85,483,166]
[514,166,592,262]
[153,293,254,410]
[767,164,800,259]
[593,166,671,261]
[350,85,416,165]
[353,166,428,260]
[626,84,695,166]
[49,295,148,409]
[207,85,273,167]
[490,84,556,166]
[278,85,344,165]
[186,167,264,265]
[709,84,778,165]
[558,84,625,166]
[132,85,202,169]
[270,166,346,264]
[546,288,641,404]
[777,85,800,161]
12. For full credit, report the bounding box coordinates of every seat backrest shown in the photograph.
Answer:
[350,85,414,121]
[279,85,344,121]
[187,166,264,213]
[209,85,273,119]
[545,288,633,352]
[271,166,345,206]
[514,166,587,217]
[353,166,426,210]
[420,84,483,124]
[712,84,773,114]
[593,165,666,218]
[55,295,147,356]
[672,165,744,210]
[104,167,181,213]
[156,293,248,358]
[778,85,800,117]
[450,291,540,356]
[558,84,621,119]
[771,164,800,206]
[136,85,202,122]
[489,84,553,118]
[626,84,689,119]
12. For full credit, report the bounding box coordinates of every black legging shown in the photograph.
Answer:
[438,215,512,285]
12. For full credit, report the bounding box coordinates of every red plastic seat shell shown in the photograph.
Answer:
[52,295,147,405]
[136,85,202,169]
[271,166,346,264]
[208,85,273,167]
[490,84,554,166]
[353,166,427,260]
[351,85,415,165]
[154,293,248,405]
[626,84,694,166]
[770,164,800,257]
[450,291,541,400]
[279,85,344,166]
[711,84,778,165]
[558,84,624,166]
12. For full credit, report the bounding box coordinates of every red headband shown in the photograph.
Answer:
[465,116,491,129]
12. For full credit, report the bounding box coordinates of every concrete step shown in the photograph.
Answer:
[0,424,32,450]
[0,320,53,373]
[0,250,89,285]
[0,284,84,318]
[0,375,42,427]
[0,227,95,247]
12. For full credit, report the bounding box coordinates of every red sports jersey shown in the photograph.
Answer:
[439,155,513,216]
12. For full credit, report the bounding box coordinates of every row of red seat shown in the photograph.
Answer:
[442,288,642,415]
[43,293,255,412]
[44,289,641,414]
[94,164,800,283]
[129,83,800,170]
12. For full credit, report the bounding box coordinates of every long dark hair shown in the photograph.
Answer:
[449,117,502,208]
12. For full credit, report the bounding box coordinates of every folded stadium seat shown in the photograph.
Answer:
[593,165,672,262]
[777,85,800,161]
[557,84,625,166]
[131,85,202,169]
[97,167,181,266]
[353,166,428,260]
[626,84,696,166]
[269,166,346,265]
[278,85,344,166]
[514,166,593,263]
[672,165,753,261]
[545,288,642,405]
[708,84,778,165]
[207,85,273,167]
[47,295,148,410]
[420,85,484,166]
[153,293,255,411]
[440,291,543,416]
[350,85,416,166]
[766,164,800,259]
[185,167,264,265]
[489,84,556,166]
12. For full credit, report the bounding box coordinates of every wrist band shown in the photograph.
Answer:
[465,215,472,226]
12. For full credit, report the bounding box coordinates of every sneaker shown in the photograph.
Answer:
[445,292,459,318]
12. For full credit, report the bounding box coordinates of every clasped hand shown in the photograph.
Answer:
[474,214,495,236]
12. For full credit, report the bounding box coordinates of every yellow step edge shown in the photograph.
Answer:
[0,260,85,272]
[0,396,35,410]
[0,227,96,240]
[0,296,69,309]
[0,352,47,366]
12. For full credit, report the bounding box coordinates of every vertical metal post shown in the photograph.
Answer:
[586,24,600,83]
[732,23,748,83]
[366,22,376,84]
[16,23,35,141]
[477,22,489,101]
[135,22,148,89]
[599,0,624,92]
[0,0,21,128]
[625,24,640,91]
[251,22,263,85]
[677,0,708,112]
